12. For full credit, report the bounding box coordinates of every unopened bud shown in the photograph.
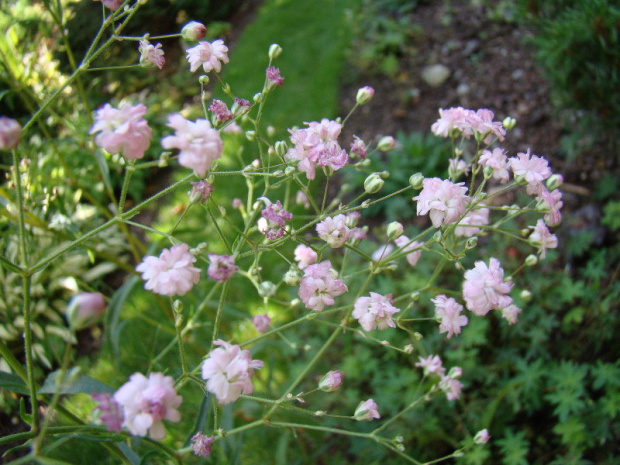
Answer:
[483,165,494,180]
[356,86,375,105]
[409,173,424,190]
[387,221,404,240]
[502,116,516,131]
[466,236,478,249]
[269,43,283,60]
[258,281,276,298]
[181,21,206,41]
[245,130,256,141]
[520,289,532,302]
[364,173,384,194]
[524,254,538,266]
[403,344,414,354]
[284,269,301,286]
[318,370,343,392]
[66,292,106,330]
[377,135,396,152]
[275,140,288,157]
[474,429,490,444]
[253,92,264,103]
[546,174,564,191]
[198,75,210,86]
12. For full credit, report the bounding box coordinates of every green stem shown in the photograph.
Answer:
[0,340,27,382]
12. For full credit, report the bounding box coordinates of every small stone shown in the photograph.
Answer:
[421,64,451,87]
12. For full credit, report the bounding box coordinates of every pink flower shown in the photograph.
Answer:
[509,149,551,194]
[161,114,223,177]
[454,204,490,238]
[462,258,513,315]
[296,190,310,209]
[536,187,563,226]
[266,66,284,86]
[0,116,22,150]
[431,107,473,138]
[138,39,165,69]
[191,432,215,458]
[90,103,152,160]
[479,148,510,183]
[101,0,122,10]
[207,254,238,281]
[352,292,400,331]
[413,177,469,228]
[432,295,468,339]
[298,260,348,312]
[186,40,229,73]
[394,236,424,266]
[66,292,106,330]
[316,214,353,248]
[258,199,292,240]
[208,99,233,124]
[189,180,214,203]
[285,119,348,179]
[201,339,264,404]
[252,314,270,333]
[440,375,463,401]
[181,21,206,41]
[92,393,123,433]
[354,399,380,421]
[294,244,318,270]
[466,108,506,142]
[350,136,368,159]
[415,354,445,376]
[113,372,182,439]
[501,304,522,325]
[529,219,558,259]
[319,370,343,392]
[136,244,201,296]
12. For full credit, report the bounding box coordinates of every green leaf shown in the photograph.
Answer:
[0,370,29,395]
[497,429,529,465]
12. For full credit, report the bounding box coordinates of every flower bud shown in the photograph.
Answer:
[284,268,301,286]
[198,75,210,86]
[0,117,22,151]
[318,370,343,392]
[409,173,424,190]
[474,429,490,444]
[524,254,538,267]
[245,130,256,141]
[66,292,106,330]
[181,21,206,41]
[403,344,414,354]
[252,314,270,333]
[253,92,264,103]
[520,289,532,302]
[258,281,276,298]
[269,43,283,60]
[483,165,494,180]
[502,116,516,130]
[189,180,214,203]
[275,140,288,157]
[356,86,375,105]
[364,173,384,194]
[546,174,564,191]
[466,236,478,249]
[354,399,380,421]
[387,221,404,240]
[377,135,395,152]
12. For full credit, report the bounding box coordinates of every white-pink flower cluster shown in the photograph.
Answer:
[393,236,424,266]
[528,219,558,259]
[136,243,201,296]
[509,149,551,194]
[138,39,165,69]
[90,103,152,160]
[432,295,468,339]
[454,204,490,238]
[113,372,182,439]
[186,40,229,73]
[201,339,264,404]
[413,177,469,228]
[207,253,238,281]
[285,119,348,180]
[352,292,400,332]
[161,114,223,177]
[258,199,292,240]
[431,107,506,142]
[294,244,318,270]
[415,355,463,400]
[479,148,510,183]
[298,260,348,312]
[462,258,514,316]
[316,214,353,248]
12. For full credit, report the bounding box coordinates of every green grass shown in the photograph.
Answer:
[218,0,362,135]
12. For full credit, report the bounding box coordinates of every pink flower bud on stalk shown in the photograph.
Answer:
[356,86,375,105]
[101,0,122,10]
[354,399,380,421]
[319,370,343,392]
[0,116,21,150]
[387,221,404,240]
[377,135,395,152]
[474,429,490,444]
[189,180,213,203]
[252,314,270,333]
[181,21,207,41]
[191,433,215,458]
[66,292,106,330]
